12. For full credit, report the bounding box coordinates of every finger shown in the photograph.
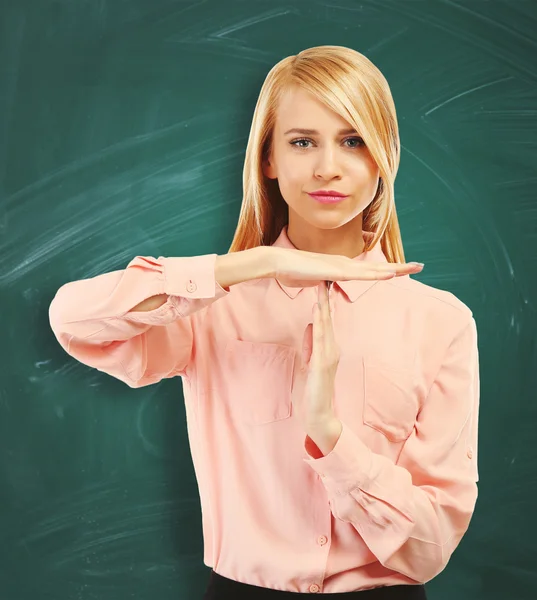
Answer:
[326,281,334,317]
[379,262,424,275]
[358,264,422,280]
[317,282,335,346]
[318,281,331,320]
[311,299,326,363]
[301,322,313,368]
[313,297,323,341]
[317,281,326,312]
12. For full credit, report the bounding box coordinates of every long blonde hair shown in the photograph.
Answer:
[227,45,405,263]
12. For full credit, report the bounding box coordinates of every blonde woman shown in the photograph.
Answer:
[49,46,479,599]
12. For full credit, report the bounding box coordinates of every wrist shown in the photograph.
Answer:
[306,413,339,432]
[215,246,276,288]
[255,245,280,279]
[306,417,342,456]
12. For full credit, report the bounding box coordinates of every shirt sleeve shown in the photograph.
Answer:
[303,315,480,583]
[49,254,230,387]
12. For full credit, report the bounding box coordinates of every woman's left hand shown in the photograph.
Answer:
[293,280,340,429]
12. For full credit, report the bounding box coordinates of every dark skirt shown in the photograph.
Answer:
[203,570,428,599]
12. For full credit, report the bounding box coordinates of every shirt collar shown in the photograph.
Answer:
[270,225,389,303]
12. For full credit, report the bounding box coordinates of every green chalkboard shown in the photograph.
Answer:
[1,1,536,599]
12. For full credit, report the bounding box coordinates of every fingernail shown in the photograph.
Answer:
[410,262,424,267]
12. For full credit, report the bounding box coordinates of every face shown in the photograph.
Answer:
[263,86,380,232]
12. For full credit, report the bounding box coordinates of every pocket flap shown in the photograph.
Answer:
[362,356,418,442]
[222,338,296,424]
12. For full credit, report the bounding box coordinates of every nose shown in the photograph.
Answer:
[314,146,342,180]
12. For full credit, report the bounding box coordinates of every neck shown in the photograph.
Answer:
[286,216,366,259]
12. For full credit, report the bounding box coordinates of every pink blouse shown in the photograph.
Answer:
[49,225,480,593]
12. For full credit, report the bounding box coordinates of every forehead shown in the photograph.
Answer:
[274,86,352,132]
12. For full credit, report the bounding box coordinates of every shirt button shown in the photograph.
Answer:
[317,535,327,546]
[309,583,320,593]
[186,280,197,293]
[467,447,474,459]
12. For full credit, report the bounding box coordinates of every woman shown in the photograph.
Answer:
[49,46,479,598]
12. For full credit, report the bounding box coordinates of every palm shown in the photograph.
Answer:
[292,282,340,427]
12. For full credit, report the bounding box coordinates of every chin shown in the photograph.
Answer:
[305,214,352,230]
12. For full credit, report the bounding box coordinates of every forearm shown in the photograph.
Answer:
[50,252,239,384]
[304,421,478,582]
[215,246,276,288]
[306,418,343,456]
[130,293,169,312]
[132,246,276,312]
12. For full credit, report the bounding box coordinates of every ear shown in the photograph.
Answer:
[262,155,277,179]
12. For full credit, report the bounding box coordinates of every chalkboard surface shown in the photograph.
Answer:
[1,1,536,599]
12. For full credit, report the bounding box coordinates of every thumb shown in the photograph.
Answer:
[301,322,313,371]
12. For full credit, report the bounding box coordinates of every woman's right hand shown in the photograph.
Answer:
[269,246,424,288]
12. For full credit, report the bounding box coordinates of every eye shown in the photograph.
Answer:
[289,137,365,149]
[289,138,313,149]
[343,136,365,148]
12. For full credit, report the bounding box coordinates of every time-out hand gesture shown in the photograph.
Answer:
[272,246,423,288]
[292,280,340,429]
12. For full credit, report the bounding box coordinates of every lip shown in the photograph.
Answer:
[307,192,349,204]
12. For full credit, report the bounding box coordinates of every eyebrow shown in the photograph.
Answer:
[283,128,358,136]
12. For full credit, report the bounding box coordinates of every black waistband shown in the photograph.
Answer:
[203,570,427,599]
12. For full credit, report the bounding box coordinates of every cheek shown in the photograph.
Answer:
[363,153,380,178]
[349,157,379,186]
[278,158,307,189]
[349,151,376,173]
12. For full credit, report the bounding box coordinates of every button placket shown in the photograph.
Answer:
[306,534,329,593]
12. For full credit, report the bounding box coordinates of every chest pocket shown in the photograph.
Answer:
[223,338,296,425]
[362,356,418,443]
